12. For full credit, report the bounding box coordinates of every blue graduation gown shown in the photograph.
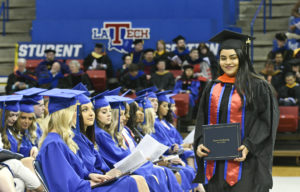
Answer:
[123,126,183,192]
[152,118,198,190]
[6,129,33,157]
[94,125,169,192]
[173,79,200,107]
[73,130,139,192]
[36,123,43,142]
[36,132,137,192]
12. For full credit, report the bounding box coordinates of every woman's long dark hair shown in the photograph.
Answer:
[79,106,96,146]
[218,48,264,109]
[127,102,139,130]
[165,103,173,123]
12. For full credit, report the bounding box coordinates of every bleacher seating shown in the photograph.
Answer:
[172,93,189,117]
[86,70,107,92]
[169,70,182,79]
[278,106,299,132]
[26,59,43,72]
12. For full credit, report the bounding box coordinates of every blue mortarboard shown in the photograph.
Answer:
[106,87,122,96]
[0,95,23,128]
[15,87,47,102]
[19,98,40,113]
[106,96,133,110]
[92,90,110,109]
[166,93,177,104]
[106,95,133,132]
[76,94,91,105]
[156,90,172,103]
[40,89,85,114]
[136,86,158,97]
[121,89,131,97]
[0,95,23,112]
[135,95,153,109]
[72,83,90,96]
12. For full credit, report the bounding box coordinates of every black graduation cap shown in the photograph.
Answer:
[133,39,144,45]
[44,49,56,54]
[209,30,254,51]
[95,43,104,48]
[275,33,287,41]
[172,35,185,43]
[143,48,154,54]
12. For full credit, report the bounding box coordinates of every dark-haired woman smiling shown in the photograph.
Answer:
[194,30,279,192]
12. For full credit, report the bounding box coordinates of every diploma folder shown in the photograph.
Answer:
[202,123,242,160]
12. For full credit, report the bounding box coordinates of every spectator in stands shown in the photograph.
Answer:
[58,60,93,90]
[174,65,200,107]
[6,58,37,94]
[183,48,212,81]
[117,54,132,79]
[120,64,151,93]
[290,58,300,83]
[278,72,300,106]
[272,51,291,75]
[197,43,218,80]
[130,39,144,64]
[259,59,284,92]
[140,48,156,75]
[151,60,175,91]
[268,33,293,62]
[83,43,115,88]
[154,40,174,69]
[35,49,70,76]
[171,35,189,69]
[38,62,64,89]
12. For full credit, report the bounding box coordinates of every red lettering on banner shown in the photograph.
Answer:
[104,23,131,45]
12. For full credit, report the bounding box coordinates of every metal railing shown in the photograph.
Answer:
[0,0,9,36]
[250,0,272,63]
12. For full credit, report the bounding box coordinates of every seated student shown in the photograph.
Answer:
[72,91,149,192]
[35,49,70,76]
[58,60,93,90]
[0,96,42,192]
[15,88,47,140]
[120,64,151,93]
[151,60,175,91]
[92,93,181,192]
[174,65,201,107]
[278,72,300,106]
[154,40,174,70]
[0,96,38,158]
[139,49,156,76]
[134,93,202,192]
[38,89,133,192]
[38,61,64,89]
[12,98,40,158]
[183,48,212,81]
[259,59,284,92]
[6,58,37,95]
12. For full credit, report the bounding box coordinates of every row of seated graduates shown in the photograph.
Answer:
[0,85,205,191]
[7,35,218,95]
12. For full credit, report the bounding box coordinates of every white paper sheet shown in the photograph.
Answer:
[183,128,195,144]
[114,150,147,173]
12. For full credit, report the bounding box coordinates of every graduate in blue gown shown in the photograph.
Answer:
[0,95,22,153]
[136,89,200,191]
[92,92,177,192]
[37,89,139,192]
[72,85,148,192]
[15,87,47,141]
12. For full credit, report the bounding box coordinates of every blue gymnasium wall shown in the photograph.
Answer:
[32,0,239,72]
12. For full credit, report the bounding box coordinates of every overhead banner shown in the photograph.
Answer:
[17,43,84,59]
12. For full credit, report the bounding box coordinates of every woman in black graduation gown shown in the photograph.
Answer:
[193,30,279,192]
